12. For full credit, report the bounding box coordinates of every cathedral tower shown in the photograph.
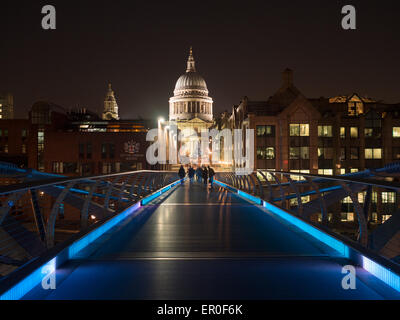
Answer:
[102,83,119,120]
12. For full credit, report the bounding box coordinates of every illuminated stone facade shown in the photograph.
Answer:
[102,83,119,120]
[169,48,213,132]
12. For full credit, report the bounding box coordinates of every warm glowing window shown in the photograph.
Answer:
[318,125,332,137]
[340,127,346,139]
[290,147,309,159]
[256,125,275,137]
[382,192,396,204]
[348,96,364,116]
[257,147,275,160]
[342,196,352,204]
[350,168,359,173]
[350,127,358,138]
[318,169,333,175]
[393,127,400,138]
[382,215,392,223]
[290,124,309,137]
[290,196,310,206]
[365,148,382,160]
[364,128,373,138]
[289,170,309,181]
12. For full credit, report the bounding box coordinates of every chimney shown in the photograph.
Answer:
[282,68,293,87]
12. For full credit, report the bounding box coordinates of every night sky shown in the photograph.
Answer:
[1,0,399,120]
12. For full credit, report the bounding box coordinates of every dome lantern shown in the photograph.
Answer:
[186,47,196,73]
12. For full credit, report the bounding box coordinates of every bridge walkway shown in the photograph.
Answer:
[23,182,400,299]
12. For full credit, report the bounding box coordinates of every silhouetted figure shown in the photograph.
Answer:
[202,166,208,185]
[196,167,202,183]
[178,165,186,185]
[208,166,215,189]
[188,166,195,183]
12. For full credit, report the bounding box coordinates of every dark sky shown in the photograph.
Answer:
[1,0,400,120]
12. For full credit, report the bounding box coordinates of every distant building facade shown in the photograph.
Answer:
[213,68,400,224]
[215,68,400,176]
[0,93,14,119]
[0,101,153,176]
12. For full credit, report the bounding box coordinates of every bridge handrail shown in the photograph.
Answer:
[0,170,180,281]
[0,170,178,196]
[216,168,400,253]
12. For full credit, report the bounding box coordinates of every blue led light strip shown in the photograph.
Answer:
[216,179,400,294]
[0,179,181,300]
[362,256,400,293]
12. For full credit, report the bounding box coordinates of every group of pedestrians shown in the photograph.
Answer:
[178,165,215,189]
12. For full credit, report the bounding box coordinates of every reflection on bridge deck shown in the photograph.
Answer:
[24,182,400,300]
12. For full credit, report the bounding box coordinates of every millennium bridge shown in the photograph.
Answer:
[0,162,400,299]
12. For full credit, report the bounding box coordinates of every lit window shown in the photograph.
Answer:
[364,128,373,138]
[340,168,346,175]
[393,127,400,138]
[290,124,309,137]
[318,169,333,175]
[290,196,310,206]
[256,125,275,137]
[350,168,359,173]
[358,192,365,203]
[341,212,354,221]
[382,215,392,223]
[22,144,26,154]
[289,170,309,181]
[350,127,358,138]
[365,148,382,160]
[342,196,352,204]
[290,147,309,159]
[340,127,346,139]
[382,192,396,204]
[257,147,275,160]
[318,125,332,137]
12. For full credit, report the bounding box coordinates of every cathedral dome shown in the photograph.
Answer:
[174,72,208,92]
[169,47,213,123]
[173,47,209,96]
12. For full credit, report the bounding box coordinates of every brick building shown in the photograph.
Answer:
[213,69,400,225]
[0,101,153,177]
[215,69,400,176]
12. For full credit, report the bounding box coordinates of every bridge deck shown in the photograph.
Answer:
[24,182,400,299]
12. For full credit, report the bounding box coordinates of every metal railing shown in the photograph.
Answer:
[216,165,400,263]
[0,170,179,278]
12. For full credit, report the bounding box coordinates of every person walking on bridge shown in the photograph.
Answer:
[202,166,208,186]
[208,166,215,189]
[188,166,195,183]
[178,165,186,185]
[195,167,202,183]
